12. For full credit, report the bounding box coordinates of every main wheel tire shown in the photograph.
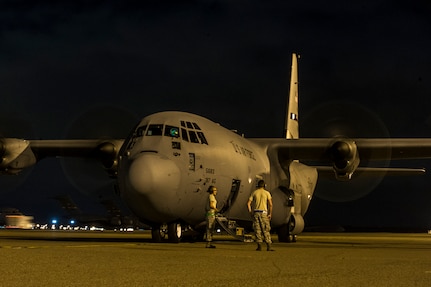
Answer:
[277,223,291,243]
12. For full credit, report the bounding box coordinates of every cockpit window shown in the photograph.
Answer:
[197,131,208,144]
[146,124,163,136]
[181,128,189,142]
[179,120,209,145]
[136,125,147,137]
[188,130,200,143]
[192,123,201,130]
[130,121,208,148]
[164,125,180,138]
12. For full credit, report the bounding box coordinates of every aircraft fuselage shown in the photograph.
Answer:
[117,111,316,236]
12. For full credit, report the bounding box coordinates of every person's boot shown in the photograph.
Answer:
[266,243,275,251]
[256,243,262,251]
[206,242,216,248]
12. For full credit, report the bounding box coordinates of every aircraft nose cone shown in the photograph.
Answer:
[128,153,180,196]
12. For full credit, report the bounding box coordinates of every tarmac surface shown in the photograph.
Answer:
[0,229,430,287]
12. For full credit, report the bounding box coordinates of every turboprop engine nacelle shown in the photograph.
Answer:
[329,140,360,181]
[95,141,122,178]
[0,138,37,175]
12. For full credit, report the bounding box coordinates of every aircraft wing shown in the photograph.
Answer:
[29,139,124,158]
[0,138,124,176]
[252,138,431,180]
[254,138,431,160]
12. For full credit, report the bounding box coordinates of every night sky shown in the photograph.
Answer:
[1,1,431,230]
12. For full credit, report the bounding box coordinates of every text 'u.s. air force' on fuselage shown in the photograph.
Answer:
[2,53,431,243]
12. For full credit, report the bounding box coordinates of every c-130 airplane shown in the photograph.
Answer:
[2,53,431,243]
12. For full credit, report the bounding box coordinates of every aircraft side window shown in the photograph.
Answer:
[136,125,147,137]
[186,121,193,129]
[146,124,163,136]
[188,130,200,143]
[197,131,208,144]
[181,121,186,127]
[181,128,189,142]
[164,125,179,138]
[192,122,201,130]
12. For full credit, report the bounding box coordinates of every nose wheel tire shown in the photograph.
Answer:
[168,222,182,243]
[151,227,162,242]
[150,223,182,243]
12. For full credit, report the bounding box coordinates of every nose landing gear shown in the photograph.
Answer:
[151,222,182,243]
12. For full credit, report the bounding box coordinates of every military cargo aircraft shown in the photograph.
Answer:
[2,53,431,242]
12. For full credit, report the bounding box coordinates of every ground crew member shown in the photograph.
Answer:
[205,185,218,248]
[247,180,274,251]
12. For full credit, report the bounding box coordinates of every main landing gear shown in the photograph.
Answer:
[277,223,297,243]
[277,215,300,243]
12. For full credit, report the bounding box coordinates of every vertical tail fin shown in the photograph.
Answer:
[284,53,299,139]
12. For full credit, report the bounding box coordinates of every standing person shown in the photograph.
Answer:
[247,180,274,251]
[205,185,218,248]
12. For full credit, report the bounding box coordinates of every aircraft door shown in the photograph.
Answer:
[219,179,241,215]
